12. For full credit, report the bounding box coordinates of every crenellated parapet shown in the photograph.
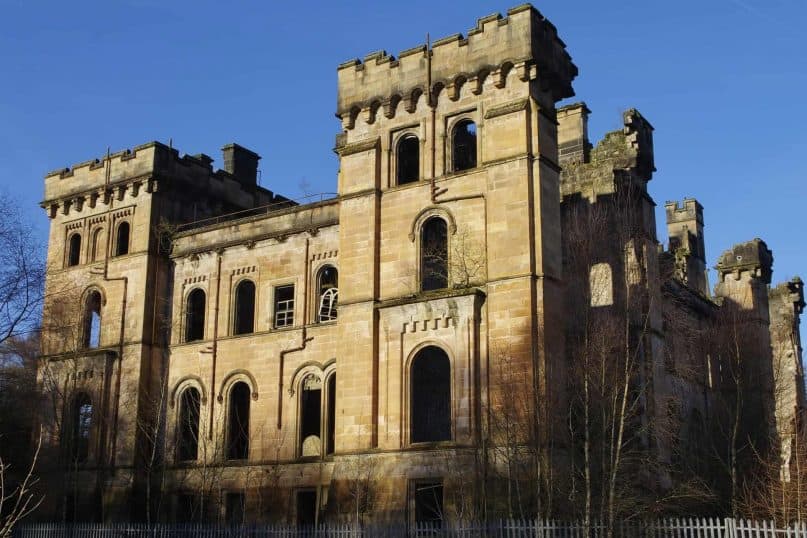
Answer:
[715,238,773,285]
[336,4,577,126]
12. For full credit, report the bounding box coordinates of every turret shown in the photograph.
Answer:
[557,102,591,165]
[665,198,708,296]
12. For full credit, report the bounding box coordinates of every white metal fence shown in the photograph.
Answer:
[13,518,807,538]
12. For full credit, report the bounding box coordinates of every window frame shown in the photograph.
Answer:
[82,289,103,349]
[176,386,202,462]
[448,115,478,174]
[273,283,296,329]
[407,344,453,445]
[232,278,257,335]
[114,220,130,257]
[395,132,421,186]
[67,232,82,267]
[419,217,450,292]
[184,287,207,343]
[313,264,338,323]
[226,381,252,461]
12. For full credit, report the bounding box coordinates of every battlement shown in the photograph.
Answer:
[716,238,773,284]
[770,277,805,315]
[665,198,703,226]
[336,4,577,119]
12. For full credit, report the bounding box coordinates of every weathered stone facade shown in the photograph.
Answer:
[36,4,802,524]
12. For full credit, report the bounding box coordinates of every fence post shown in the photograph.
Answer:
[724,518,737,538]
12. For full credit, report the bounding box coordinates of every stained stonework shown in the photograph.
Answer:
[36,3,801,525]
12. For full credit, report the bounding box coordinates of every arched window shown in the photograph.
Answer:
[90,228,103,262]
[177,387,201,461]
[233,280,256,335]
[317,266,338,322]
[115,222,130,256]
[299,374,322,457]
[397,135,419,185]
[421,218,448,291]
[227,382,250,460]
[452,119,477,172]
[411,346,451,443]
[67,233,82,267]
[70,393,93,463]
[83,291,102,349]
[185,289,206,342]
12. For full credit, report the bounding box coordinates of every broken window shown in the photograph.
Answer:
[397,134,420,185]
[177,387,201,462]
[414,481,444,526]
[411,346,451,443]
[70,392,93,463]
[299,374,322,457]
[452,119,477,172]
[421,217,448,292]
[83,290,102,349]
[589,262,613,307]
[296,490,318,527]
[274,284,295,328]
[227,382,250,460]
[114,221,130,256]
[317,266,338,322]
[90,228,103,262]
[67,233,81,267]
[233,280,256,335]
[185,288,206,342]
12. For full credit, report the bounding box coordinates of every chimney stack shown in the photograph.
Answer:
[222,143,260,186]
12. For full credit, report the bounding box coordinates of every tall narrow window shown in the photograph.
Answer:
[411,346,451,443]
[83,291,102,349]
[452,119,477,172]
[414,482,444,526]
[233,280,255,335]
[317,266,338,322]
[177,387,201,461]
[589,262,613,307]
[421,218,448,291]
[326,374,336,455]
[397,135,420,185]
[70,393,93,463]
[115,222,130,256]
[90,228,103,262]
[185,289,206,342]
[299,375,322,457]
[68,233,82,267]
[227,382,250,460]
[274,285,295,328]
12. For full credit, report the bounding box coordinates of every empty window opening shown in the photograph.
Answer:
[589,262,614,307]
[70,393,93,463]
[115,222,130,256]
[68,233,82,266]
[274,284,295,328]
[300,375,322,457]
[90,228,103,262]
[414,482,444,526]
[177,387,201,462]
[317,266,338,322]
[411,346,451,443]
[83,291,102,349]
[421,218,448,292]
[296,490,318,527]
[233,280,256,335]
[225,492,245,525]
[227,382,250,460]
[397,135,420,185]
[176,494,201,523]
[452,119,477,172]
[326,374,336,456]
[185,289,206,342]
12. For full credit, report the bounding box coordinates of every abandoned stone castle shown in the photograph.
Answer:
[36,3,804,525]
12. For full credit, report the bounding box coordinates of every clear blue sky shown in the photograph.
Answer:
[1,0,804,286]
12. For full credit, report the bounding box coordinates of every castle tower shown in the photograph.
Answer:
[665,198,709,296]
[332,3,577,498]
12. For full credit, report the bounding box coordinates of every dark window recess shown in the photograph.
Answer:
[317,267,338,322]
[326,375,336,455]
[411,346,451,443]
[296,490,318,527]
[452,119,477,172]
[185,289,206,342]
[414,482,444,526]
[83,291,102,349]
[115,222,130,256]
[227,382,250,460]
[421,218,448,291]
[225,492,245,525]
[70,393,93,463]
[233,280,256,335]
[177,388,201,461]
[176,494,200,523]
[299,375,322,457]
[91,228,103,262]
[68,234,81,266]
[397,135,420,185]
[274,285,295,328]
